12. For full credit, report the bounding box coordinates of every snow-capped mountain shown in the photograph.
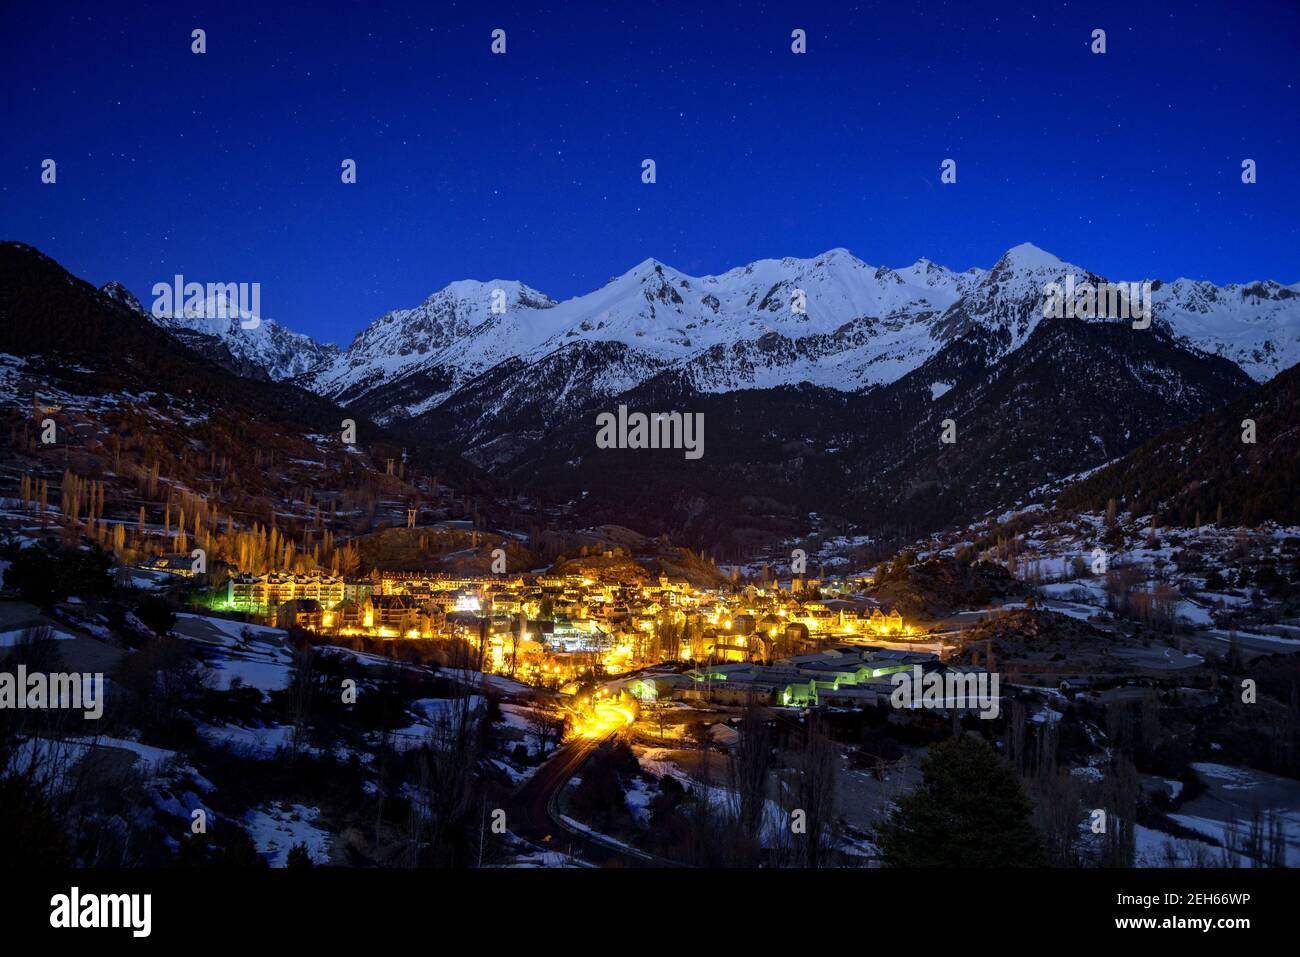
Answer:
[307,243,1300,425]
[9,242,1284,541]
[1148,277,1300,381]
[305,247,989,422]
[307,279,558,409]
[100,245,1298,419]
[99,280,340,382]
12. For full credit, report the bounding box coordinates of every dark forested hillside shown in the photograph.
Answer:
[0,242,359,433]
[412,315,1254,548]
[0,241,480,487]
[847,317,1253,532]
[1056,360,1300,527]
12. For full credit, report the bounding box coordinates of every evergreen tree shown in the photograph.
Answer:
[286,843,314,868]
[3,541,112,610]
[875,733,1044,867]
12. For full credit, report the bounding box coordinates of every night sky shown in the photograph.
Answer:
[2,1,1297,345]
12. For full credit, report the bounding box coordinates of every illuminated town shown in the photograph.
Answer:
[212,565,927,704]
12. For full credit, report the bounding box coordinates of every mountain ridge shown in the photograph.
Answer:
[308,243,1300,427]
[90,244,1300,408]
[1,240,1286,547]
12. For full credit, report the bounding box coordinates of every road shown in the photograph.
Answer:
[507,704,684,867]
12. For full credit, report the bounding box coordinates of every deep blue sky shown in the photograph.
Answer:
[2,1,1297,345]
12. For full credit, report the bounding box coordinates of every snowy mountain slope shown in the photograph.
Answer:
[1148,277,1300,381]
[99,281,340,382]
[313,248,985,420]
[305,279,558,407]
[929,243,1085,351]
[103,244,1299,416]
[316,242,1298,425]
[419,339,673,468]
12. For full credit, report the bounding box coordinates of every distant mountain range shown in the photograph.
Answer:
[101,278,341,382]
[261,243,1288,544]
[6,240,1295,547]
[100,243,1297,415]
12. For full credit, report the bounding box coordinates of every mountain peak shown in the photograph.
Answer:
[411,278,556,315]
[630,256,677,276]
[100,280,146,315]
[608,257,686,287]
[997,242,1065,271]
[904,256,958,276]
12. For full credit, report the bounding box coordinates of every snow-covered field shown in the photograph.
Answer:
[0,625,79,646]
[244,802,331,866]
[197,720,296,759]
[174,613,294,692]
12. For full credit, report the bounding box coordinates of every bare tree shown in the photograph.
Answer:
[1030,766,1084,867]
[526,707,562,757]
[288,642,316,761]
[419,696,483,866]
[727,696,772,845]
[1099,757,1138,867]
[783,716,839,868]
